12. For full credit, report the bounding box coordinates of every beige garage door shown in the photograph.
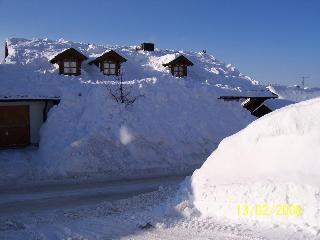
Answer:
[0,105,30,147]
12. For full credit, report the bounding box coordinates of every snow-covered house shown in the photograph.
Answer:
[243,84,320,118]
[220,92,278,117]
[1,37,277,179]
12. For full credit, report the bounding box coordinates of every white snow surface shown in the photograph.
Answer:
[268,84,320,102]
[0,37,271,182]
[2,181,316,240]
[180,98,320,229]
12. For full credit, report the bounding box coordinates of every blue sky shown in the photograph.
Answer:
[0,0,319,86]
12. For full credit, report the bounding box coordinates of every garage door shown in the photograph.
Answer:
[0,105,30,147]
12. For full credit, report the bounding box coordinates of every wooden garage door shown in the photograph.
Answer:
[0,105,30,147]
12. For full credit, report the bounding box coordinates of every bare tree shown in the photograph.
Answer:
[108,73,143,106]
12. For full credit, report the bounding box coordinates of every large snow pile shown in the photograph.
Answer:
[268,84,320,102]
[0,38,271,181]
[183,98,320,229]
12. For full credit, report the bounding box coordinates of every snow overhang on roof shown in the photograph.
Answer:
[162,55,194,67]
[219,87,279,99]
[219,93,277,100]
[88,50,127,66]
[4,37,276,102]
[0,95,61,102]
[49,48,88,64]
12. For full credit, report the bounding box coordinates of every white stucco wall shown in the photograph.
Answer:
[0,101,46,144]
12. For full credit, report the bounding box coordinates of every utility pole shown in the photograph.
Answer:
[301,76,310,88]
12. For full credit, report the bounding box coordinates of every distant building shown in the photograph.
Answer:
[140,43,155,51]
[219,93,279,118]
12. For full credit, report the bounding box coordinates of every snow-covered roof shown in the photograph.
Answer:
[267,85,320,102]
[49,48,88,64]
[220,91,277,99]
[263,98,295,111]
[0,37,274,98]
[0,95,60,101]
[162,54,194,67]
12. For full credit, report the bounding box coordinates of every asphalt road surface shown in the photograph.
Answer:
[0,175,186,215]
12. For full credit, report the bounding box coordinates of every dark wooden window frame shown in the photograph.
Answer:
[173,64,186,77]
[102,61,118,75]
[63,60,77,75]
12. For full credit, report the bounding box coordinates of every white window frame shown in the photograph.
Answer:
[63,60,77,74]
[103,62,117,75]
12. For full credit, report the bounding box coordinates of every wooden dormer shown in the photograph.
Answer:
[50,48,88,76]
[89,50,127,76]
[163,55,194,77]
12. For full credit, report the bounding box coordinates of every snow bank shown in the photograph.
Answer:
[0,37,266,182]
[38,82,254,178]
[184,98,320,228]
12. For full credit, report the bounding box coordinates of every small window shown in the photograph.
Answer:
[64,61,77,74]
[103,62,117,75]
[173,65,185,77]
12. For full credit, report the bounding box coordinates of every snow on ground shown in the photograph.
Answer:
[268,85,320,102]
[1,182,316,240]
[1,39,319,240]
[174,98,320,237]
[3,95,320,239]
[0,37,270,184]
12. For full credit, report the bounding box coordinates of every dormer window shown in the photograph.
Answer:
[173,65,186,77]
[89,50,127,76]
[163,55,194,78]
[49,48,88,76]
[103,62,116,75]
[64,61,77,74]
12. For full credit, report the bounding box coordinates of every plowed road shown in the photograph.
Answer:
[0,175,186,215]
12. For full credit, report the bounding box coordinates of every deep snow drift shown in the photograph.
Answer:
[0,38,272,182]
[181,98,320,229]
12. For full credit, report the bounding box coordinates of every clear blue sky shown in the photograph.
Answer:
[0,0,319,86]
